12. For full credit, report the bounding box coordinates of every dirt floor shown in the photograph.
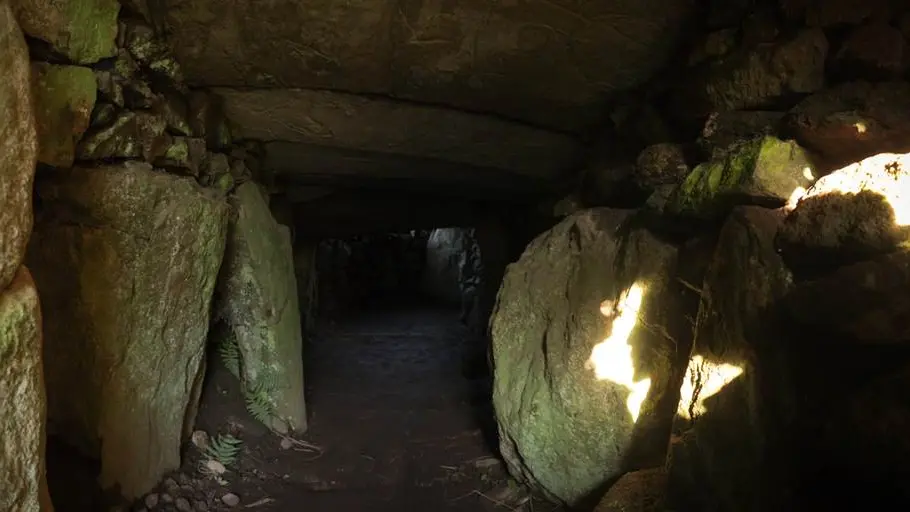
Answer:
[111,304,562,512]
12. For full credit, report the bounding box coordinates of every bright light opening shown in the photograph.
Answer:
[786,152,910,226]
[676,355,744,420]
[586,282,652,422]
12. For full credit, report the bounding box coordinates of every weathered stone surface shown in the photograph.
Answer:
[776,151,910,276]
[0,3,37,292]
[668,207,796,512]
[783,81,910,169]
[666,137,815,221]
[833,23,907,79]
[293,242,319,333]
[77,109,168,161]
[120,18,184,86]
[30,62,97,168]
[12,0,119,64]
[215,183,307,433]
[593,468,667,512]
[0,267,53,512]
[152,92,191,136]
[697,111,786,158]
[154,136,206,175]
[670,29,828,120]
[164,0,695,131]
[784,248,910,343]
[27,162,229,499]
[491,209,686,506]
[634,143,689,190]
[215,88,580,177]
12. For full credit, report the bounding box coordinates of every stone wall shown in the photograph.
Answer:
[0,3,53,509]
[493,1,910,510]
[9,0,300,504]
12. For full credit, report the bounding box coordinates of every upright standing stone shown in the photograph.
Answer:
[0,267,53,512]
[0,0,37,291]
[216,182,307,433]
[27,162,229,500]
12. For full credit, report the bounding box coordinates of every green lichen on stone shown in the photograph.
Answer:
[667,136,813,220]
[31,62,97,168]
[214,173,235,195]
[14,0,120,64]
[163,138,189,162]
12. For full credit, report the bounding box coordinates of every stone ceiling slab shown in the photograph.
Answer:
[217,88,581,177]
[164,0,695,131]
[263,142,549,197]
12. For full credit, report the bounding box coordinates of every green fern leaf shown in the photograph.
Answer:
[218,335,242,378]
[204,434,243,467]
[243,378,277,426]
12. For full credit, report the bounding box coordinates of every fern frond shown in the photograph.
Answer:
[204,434,243,467]
[218,335,242,378]
[243,378,277,426]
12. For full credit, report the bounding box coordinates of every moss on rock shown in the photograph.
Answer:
[667,136,814,220]
[13,0,120,64]
[30,62,97,168]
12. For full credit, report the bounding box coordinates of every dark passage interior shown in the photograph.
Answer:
[146,227,545,512]
[7,1,910,512]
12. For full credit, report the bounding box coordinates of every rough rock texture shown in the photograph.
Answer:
[776,151,910,276]
[593,468,667,512]
[491,209,686,506]
[783,81,910,169]
[30,62,97,168]
[216,182,307,434]
[666,136,815,220]
[784,248,910,342]
[0,2,37,291]
[215,88,581,176]
[832,22,907,80]
[165,0,695,131]
[77,110,168,161]
[671,28,828,119]
[12,0,120,64]
[27,162,229,500]
[634,143,689,190]
[293,242,319,334]
[697,111,785,158]
[421,228,474,305]
[0,267,53,512]
[668,207,796,512]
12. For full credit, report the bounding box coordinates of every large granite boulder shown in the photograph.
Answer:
[164,0,695,131]
[776,151,910,277]
[669,28,828,120]
[668,207,797,512]
[0,267,53,512]
[0,2,37,291]
[491,209,688,506]
[783,81,910,169]
[215,182,307,434]
[784,248,910,343]
[26,162,229,500]
[30,62,97,168]
[12,0,120,64]
[593,468,667,512]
